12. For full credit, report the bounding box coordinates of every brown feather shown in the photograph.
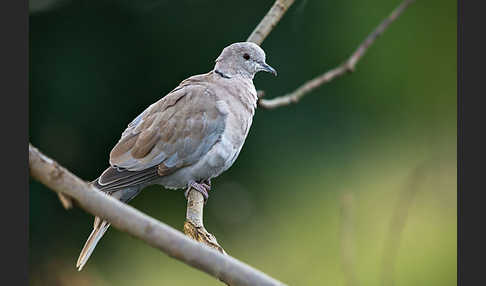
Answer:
[108,75,228,175]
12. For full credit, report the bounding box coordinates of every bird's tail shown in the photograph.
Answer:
[76,175,142,271]
[76,217,110,271]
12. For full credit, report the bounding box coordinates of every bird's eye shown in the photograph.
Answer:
[243,53,250,60]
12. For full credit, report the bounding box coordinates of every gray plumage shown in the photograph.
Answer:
[76,42,276,271]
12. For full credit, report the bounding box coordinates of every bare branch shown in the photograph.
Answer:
[247,0,295,45]
[184,189,227,255]
[258,0,416,109]
[29,143,286,286]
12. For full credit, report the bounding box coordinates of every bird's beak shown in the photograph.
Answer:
[259,62,277,76]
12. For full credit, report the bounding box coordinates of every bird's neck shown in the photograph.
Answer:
[214,69,231,79]
[211,70,258,112]
[214,62,254,80]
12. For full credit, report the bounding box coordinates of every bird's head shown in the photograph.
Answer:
[214,42,277,79]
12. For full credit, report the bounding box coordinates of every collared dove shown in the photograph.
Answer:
[76,42,276,271]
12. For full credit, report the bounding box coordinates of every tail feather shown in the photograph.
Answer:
[76,218,111,271]
[76,181,142,271]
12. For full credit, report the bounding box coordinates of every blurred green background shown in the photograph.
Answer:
[29,0,456,285]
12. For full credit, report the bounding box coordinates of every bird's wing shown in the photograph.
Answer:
[96,76,228,189]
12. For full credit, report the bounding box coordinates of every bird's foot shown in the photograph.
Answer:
[184,180,211,203]
[201,178,211,190]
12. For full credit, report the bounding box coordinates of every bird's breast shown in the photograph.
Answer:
[208,106,253,173]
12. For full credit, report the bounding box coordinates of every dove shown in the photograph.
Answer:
[76,42,277,271]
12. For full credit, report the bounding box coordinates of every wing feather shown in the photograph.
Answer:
[108,77,227,181]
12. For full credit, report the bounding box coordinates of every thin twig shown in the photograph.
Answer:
[56,192,73,210]
[247,0,296,45]
[29,143,286,286]
[258,0,416,109]
[381,161,427,286]
[340,193,359,286]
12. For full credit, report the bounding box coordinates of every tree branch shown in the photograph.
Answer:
[258,0,416,109]
[184,190,227,255]
[29,143,286,286]
[247,0,295,45]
